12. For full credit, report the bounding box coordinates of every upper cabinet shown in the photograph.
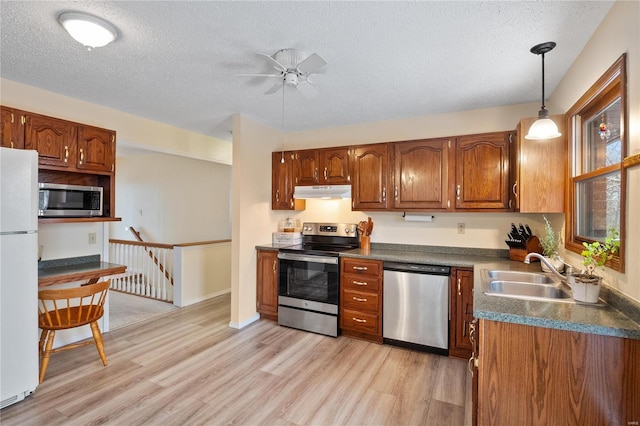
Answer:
[1,106,25,149]
[2,105,119,221]
[293,149,319,186]
[25,113,77,169]
[272,151,305,211]
[319,147,350,184]
[293,147,350,186]
[76,125,116,173]
[454,131,512,210]
[512,115,566,213]
[350,143,389,210]
[392,138,452,210]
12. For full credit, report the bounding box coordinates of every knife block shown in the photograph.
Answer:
[509,236,543,261]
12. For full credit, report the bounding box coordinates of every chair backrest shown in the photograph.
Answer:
[38,280,110,330]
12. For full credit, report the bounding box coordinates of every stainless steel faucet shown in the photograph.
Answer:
[523,252,567,281]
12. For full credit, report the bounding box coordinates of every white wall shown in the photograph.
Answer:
[174,241,231,307]
[112,152,231,243]
[548,0,640,301]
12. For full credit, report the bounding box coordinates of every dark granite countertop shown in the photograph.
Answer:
[38,255,126,287]
[256,242,640,340]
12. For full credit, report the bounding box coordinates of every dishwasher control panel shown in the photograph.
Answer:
[383,261,450,275]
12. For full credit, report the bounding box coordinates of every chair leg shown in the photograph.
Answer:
[89,321,107,366]
[39,329,48,356]
[39,330,55,383]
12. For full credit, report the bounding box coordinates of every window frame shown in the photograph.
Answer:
[565,54,627,273]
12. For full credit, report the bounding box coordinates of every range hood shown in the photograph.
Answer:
[293,185,352,199]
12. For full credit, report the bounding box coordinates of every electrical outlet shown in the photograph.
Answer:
[457,223,465,234]
[88,232,97,244]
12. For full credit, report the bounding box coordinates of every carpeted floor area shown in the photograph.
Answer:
[108,290,178,331]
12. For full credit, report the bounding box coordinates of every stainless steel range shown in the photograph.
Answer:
[277,222,359,337]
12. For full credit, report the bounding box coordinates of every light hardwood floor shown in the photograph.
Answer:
[1,293,472,425]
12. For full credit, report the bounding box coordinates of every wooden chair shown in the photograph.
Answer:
[37,280,110,383]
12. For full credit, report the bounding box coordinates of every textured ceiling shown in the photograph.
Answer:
[0,1,614,142]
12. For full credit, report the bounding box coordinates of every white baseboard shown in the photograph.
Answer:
[229,313,260,329]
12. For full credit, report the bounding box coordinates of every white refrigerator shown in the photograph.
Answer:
[0,147,39,409]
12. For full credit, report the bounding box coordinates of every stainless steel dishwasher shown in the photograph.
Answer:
[383,261,450,355]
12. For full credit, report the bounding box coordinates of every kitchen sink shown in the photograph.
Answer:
[486,270,557,284]
[486,280,571,300]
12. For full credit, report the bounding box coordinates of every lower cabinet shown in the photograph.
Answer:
[449,267,474,358]
[476,319,640,424]
[339,257,383,342]
[256,249,278,321]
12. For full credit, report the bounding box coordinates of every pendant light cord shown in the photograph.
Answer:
[540,52,546,110]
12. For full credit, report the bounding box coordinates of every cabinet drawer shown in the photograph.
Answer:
[342,289,379,313]
[341,258,382,277]
[341,273,381,292]
[341,309,379,335]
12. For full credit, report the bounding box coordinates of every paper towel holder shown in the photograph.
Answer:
[402,212,434,222]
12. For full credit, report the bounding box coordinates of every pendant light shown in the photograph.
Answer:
[525,42,562,140]
[280,79,286,163]
[59,12,118,49]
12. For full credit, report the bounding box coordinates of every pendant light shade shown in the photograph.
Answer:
[525,42,561,140]
[59,12,118,49]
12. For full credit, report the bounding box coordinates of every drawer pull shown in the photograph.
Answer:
[352,266,368,271]
[352,280,368,286]
[352,317,367,323]
[352,296,367,302]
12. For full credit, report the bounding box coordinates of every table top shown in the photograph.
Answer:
[38,260,126,288]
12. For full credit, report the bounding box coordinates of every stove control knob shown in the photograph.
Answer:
[345,228,350,234]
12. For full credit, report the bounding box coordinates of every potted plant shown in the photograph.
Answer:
[569,228,620,303]
[539,216,564,272]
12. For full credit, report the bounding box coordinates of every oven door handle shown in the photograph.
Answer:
[277,252,339,265]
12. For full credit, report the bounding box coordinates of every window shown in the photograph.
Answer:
[566,54,626,272]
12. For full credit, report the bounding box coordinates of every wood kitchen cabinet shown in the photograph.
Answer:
[25,112,77,169]
[449,267,474,359]
[511,115,566,212]
[76,124,116,173]
[392,138,452,210]
[272,151,305,211]
[256,249,279,321]
[293,149,319,186]
[476,319,640,424]
[319,147,350,184]
[455,131,512,210]
[1,106,25,149]
[350,143,389,210]
[339,257,383,342]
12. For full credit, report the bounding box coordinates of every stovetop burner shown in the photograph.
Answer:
[279,222,360,255]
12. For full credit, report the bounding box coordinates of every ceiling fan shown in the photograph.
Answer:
[239,48,327,98]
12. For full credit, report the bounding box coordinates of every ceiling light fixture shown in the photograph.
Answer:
[59,12,118,49]
[525,41,562,140]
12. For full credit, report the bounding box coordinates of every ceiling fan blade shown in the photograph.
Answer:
[296,81,319,99]
[256,52,287,72]
[237,73,282,78]
[264,82,283,95]
[297,53,327,74]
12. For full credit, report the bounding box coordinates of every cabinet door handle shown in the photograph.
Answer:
[79,148,84,165]
[273,259,277,274]
[64,145,69,163]
[352,280,368,286]
[324,167,327,180]
[456,184,461,200]
[315,168,318,180]
[457,278,461,296]
[275,190,280,202]
[382,188,386,201]
[462,320,468,337]
[509,199,513,209]
[10,141,14,148]
[352,296,367,302]
[394,187,398,199]
[352,317,367,323]
[512,181,518,197]
[352,266,368,271]
[468,355,475,376]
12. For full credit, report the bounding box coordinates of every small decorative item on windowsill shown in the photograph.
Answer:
[568,228,619,303]
[357,217,373,254]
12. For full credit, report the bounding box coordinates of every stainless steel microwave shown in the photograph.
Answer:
[38,183,103,217]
